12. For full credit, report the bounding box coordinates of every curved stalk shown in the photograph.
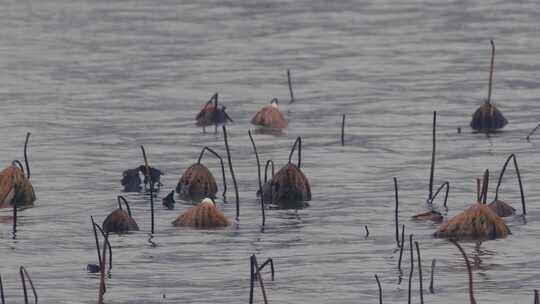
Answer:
[431,181,450,210]
[494,154,526,215]
[19,266,37,304]
[248,130,265,226]
[487,40,495,105]
[288,137,302,168]
[24,132,31,179]
[222,126,239,220]
[197,146,227,197]
[117,196,133,217]
[450,240,477,304]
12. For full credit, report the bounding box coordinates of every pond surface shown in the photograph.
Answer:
[1,0,540,303]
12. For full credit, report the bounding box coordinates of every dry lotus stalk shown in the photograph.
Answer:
[251,98,288,129]
[172,198,230,228]
[0,165,35,208]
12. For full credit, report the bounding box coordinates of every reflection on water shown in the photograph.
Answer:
[1,0,540,303]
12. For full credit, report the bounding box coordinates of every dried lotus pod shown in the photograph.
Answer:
[172,198,230,228]
[102,196,139,234]
[251,98,288,130]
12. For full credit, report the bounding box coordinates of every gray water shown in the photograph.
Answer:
[1,0,540,303]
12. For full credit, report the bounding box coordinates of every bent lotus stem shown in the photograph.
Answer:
[91,217,113,272]
[24,132,31,179]
[288,137,302,168]
[256,258,275,281]
[222,126,239,220]
[476,178,481,202]
[19,266,37,304]
[408,235,414,304]
[97,231,110,304]
[415,241,424,304]
[428,111,436,202]
[248,130,265,226]
[494,154,526,215]
[526,123,540,140]
[250,255,268,304]
[197,146,227,197]
[117,196,133,217]
[431,181,450,210]
[450,240,477,304]
[374,274,382,304]
[394,177,399,247]
[487,40,495,105]
[141,145,155,234]
[264,160,275,183]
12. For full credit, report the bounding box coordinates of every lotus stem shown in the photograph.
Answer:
[494,154,526,215]
[408,235,414,304]
[250,255,268,304]
[487,40,495,105]
[287,69,295,104]
[24,132,31,179]
[248,130,265,226]
[526,123,540,140]
[197,146,228,197]
[428,111,436,202]
[117,196,133,217]
[374,274,382,304]
[341,114,345,146]
[288,137,302,168]
[257,258,275,281]
[450,240,477,304]
[415,241,424,304]
[479,169,489,204]
[535,289,539,304]
[222,126,239,220]
[365,225,369,237]
[12,197,17,240]
[19,266,37,304]
[394,177,399,247]
[97,232,110,304]
[91,216,103,271]
[141,145,155,234]
[429,259,436,293]
[0,273,5,304]
[397,224,405,271]
[431,181,450,210]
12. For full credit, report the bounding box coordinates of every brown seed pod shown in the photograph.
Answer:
[434,204,510,240]
[470,40,508,132]
[487,200,516,217]
[172,198,230,228]
[251,98,288,130]
[102,196,139,234]
[269,137,311,209]
[0,164,35,208]
[176,147,227,202]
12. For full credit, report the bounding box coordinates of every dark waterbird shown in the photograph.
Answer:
[0,132,35,209]
[102,196,139,234]
[176,146,227,202]
[121,165,163,192]
[195,93,233,133]
[435,170,510,240]
[470,40,508,132]
[251,98,288,130]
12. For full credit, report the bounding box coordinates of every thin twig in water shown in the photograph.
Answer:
[0,273,4,304]
[397,225,405,272]
[450,240,477,304]
[256,258,275,281]
[428,111,437,202]
[526,123,540,140]
[365,225,369,237]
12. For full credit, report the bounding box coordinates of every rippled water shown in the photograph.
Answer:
[1,0,540,303]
